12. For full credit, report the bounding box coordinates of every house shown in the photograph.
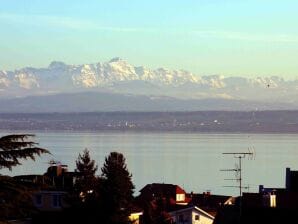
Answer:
[187,192,231,217]
[214,167,298,224]
[14,161,79,191]
[139,183,191,205]
[43,161,79,190]
[33,190,67,212]
[169,205,215,224]
[286,167,298,191]
[257,167,298,209]
[259,167,298,194]
[214,200,295,224]
[14,161,80,213]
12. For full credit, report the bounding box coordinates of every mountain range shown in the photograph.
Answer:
[0,58,297,112]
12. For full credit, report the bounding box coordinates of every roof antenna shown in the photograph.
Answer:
[220,150,254,196]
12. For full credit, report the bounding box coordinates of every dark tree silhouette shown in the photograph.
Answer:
[101,152,135,224]
[0,134,49,221]
[142,196,172,224]
[0,175,36,220]
[75,148,98,202]
[61,149,100,224]
[0,134,49,170]
[76,148,98,178]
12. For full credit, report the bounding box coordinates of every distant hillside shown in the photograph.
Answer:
[0,92,295,113]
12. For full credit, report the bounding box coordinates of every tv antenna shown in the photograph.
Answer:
[45,159,68,168]
[220,149,254,196]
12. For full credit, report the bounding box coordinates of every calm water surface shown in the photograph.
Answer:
[1,131,298,196]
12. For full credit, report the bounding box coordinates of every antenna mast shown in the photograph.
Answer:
[221,151,253,196]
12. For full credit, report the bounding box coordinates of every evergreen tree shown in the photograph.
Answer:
[0,134,49,221]
[64,149,100,224]
[0,134,49,170]
[74,148,99,203]
[76,148,98,176]
[101,152,135,224]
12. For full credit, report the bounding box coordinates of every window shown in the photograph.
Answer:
[178,214,184,222]
[35,194,42,207]
[176,194,185,201]
[195,215,200,221]
[270,194,276,207]
[53,194,62,208]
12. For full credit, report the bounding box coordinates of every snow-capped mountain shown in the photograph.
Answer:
[0,57,298,108]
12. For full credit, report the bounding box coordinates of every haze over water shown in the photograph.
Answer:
[1,131,298,196]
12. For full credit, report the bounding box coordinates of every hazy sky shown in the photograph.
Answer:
[1,0,298,79]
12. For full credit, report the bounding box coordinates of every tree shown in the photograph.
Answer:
[0,134,49,221]
[75,148,98,201]
[0,175,36,220]
[0,134,49,170]
[76,148,98,178]
[63,149,100,224]
[101,152,135,224]
[142,195,172,224]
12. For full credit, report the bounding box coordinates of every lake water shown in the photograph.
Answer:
[1,131,298,196]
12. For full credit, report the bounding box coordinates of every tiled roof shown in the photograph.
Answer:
[140,183,186,195]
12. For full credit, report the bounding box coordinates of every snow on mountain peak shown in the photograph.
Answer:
[202,75,226,88]
[14,72,39,89]
[106,58,137,80]
[0,59,232,89]
[0,71,10,88]
[1,58,297,104]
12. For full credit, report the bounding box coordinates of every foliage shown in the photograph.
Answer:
[0,175,36,220]
[0,134,49,170]
[101,152,135,224]
[75,148,98,176]
[64,149,101,224]
[75,148,98,194]
[142,197,172,224]
[0,134,49,221]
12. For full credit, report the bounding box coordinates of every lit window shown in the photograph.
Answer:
[176,194,185,201]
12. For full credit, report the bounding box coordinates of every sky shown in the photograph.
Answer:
[1,0,298,79]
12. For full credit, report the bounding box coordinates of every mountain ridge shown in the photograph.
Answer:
[1,58,297,91]
[0,58,298,111]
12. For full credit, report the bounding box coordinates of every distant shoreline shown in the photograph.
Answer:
[1,129,298,134]
[1,111,298,133]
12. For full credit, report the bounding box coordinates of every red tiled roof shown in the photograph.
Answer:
[176,185,186,194]
[139,183,189,204]
[140,183,186,196]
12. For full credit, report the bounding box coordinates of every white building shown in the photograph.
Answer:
[169,206,214,224]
